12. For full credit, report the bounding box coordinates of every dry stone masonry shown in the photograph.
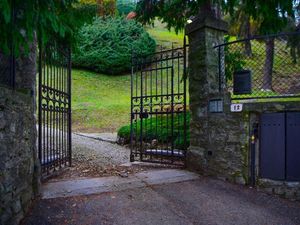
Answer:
[0,41,40,225]
[186,11,300,201]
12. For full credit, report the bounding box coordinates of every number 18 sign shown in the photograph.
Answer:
[230,103,243,112]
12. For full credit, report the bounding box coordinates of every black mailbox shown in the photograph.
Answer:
[233,70,252,95]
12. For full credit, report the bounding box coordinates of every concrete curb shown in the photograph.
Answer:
[42,169,199,199]
[74,132,117,144]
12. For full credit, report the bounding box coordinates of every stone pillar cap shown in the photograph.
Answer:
[185,14,228,35]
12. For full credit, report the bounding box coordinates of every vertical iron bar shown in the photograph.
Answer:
[55,51,58,168]
[50,49,54,171]
[183,36,187,165]
[130,51,134,162]
[43,49,46,173]
[160,46,163,163]
[144,60,148,160]
[38,41,43,163]
[62,66,65,165]
[54,48,57,169]
[46,47,50,174]
[134,54,138,159]
[155,53,158,155]
[171,44,175,158]
[166,49,169,158]
[177,50,181,156]
[68,47,72,166]
[218,46,222,92]
[149,57,153,161]
[140,59,143,161]
[44,57,50,174]
[59,50,62,167]
[64,56,67,165]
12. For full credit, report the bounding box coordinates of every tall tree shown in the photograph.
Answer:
[97,0,117,17]
[136,0,296,90]
[227,1,259,57]
[285,17,300,64]
[0,0,77,95]
[0,0,77,55]
[240,0,294,90]
[135,0,210,33]
[224,0,294,90]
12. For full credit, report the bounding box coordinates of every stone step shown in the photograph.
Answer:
[42,169,199,199]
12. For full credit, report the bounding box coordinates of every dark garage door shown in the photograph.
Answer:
[286,112,300,181]
[260,112,300,181]
[260,113,285,180]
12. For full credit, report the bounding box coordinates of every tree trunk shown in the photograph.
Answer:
[244,18,252,57]
[97,0,104,17]
[262,38,275,90]
[199,0,214,17]
[291,47,297,64]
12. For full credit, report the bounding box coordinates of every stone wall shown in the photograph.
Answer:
[0,41,40,225]
[187,91,249,184]
[185,14,249,184]
[185,12,300,201]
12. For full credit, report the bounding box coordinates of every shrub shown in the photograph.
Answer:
[72,17,156,74]
[117,112,190,149]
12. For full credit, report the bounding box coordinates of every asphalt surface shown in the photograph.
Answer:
[22,175,300,225]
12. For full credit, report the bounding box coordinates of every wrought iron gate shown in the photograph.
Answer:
[38,42,72,178]
[130,39,188,165]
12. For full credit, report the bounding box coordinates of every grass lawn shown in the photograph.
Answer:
[72,21,299,133]
[72,69,131,132]
[72,21,185,133]
[146,20,185,48]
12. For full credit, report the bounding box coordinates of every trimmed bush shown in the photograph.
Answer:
[117,112,190,149]
[72,17,156,74]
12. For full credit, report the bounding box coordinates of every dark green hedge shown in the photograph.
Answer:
[118,112,190,149]
[72,17,156,74]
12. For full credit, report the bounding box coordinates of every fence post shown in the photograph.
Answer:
[185,12,250,185]
[185,11,229,171]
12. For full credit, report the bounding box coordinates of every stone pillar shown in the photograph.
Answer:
[185,13,249,184]
[0,39,40,225]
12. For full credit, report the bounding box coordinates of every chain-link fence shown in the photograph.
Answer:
[215,32,300,101]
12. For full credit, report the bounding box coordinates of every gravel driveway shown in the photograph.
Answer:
[73,133,129,166]
[51,133,134,180]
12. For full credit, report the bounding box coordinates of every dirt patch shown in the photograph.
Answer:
[48,160,147,181]
[46,133,150,182]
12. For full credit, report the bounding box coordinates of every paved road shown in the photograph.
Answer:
[22,170,300,225]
